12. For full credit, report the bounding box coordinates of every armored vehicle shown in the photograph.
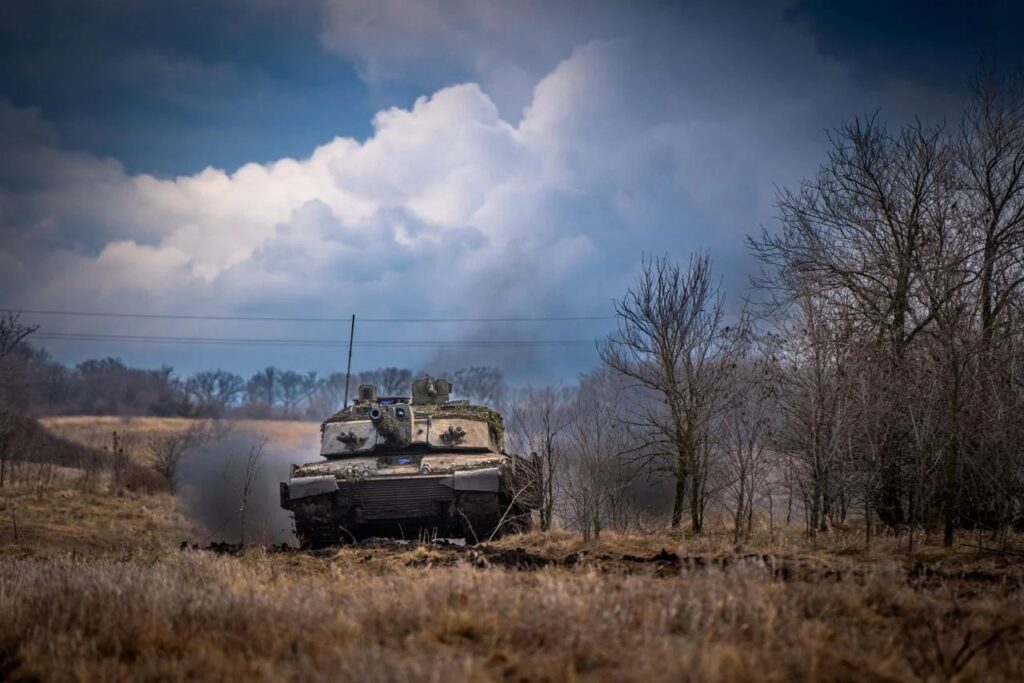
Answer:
[280,377,539,547]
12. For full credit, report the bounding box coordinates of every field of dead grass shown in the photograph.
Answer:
[40,415,318,462]
[0,482,188,557]
[0,416,1022,681]
[2,487,1023,683]
[1,537,1022,682]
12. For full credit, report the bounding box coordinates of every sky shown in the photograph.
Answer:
[1,0,1019,385]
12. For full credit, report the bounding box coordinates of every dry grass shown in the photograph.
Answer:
[1,417,1022,681]
[40,416,318,463]
[1,545,1022,682]
[0,483,188,557]
[2,484,1023,683]
[492,523,1007,562]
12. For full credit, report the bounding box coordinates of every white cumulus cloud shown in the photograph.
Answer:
[0,11,956,378]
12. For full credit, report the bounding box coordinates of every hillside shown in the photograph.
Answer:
[40,416,319,459]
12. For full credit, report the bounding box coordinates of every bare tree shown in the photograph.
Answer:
[841,347,898,547]
[955,67,1024,542]
[309,372,348,416]
[769,290,874,539]
[453,366,507,406]
[0,312,37,364]
[750,115,957,530]
[246,367,280,412]
[600,252,742,531]
[960,66,1024,344]
[278,370,318,417]
[750,117,949,359]
[0,313,37,488]
[377,367,414,396]
[184,370,245,416]
[509,385,570,531]
[560,369,637,540]
[226,436,267,546]
[147,420,218,491]
[716,355,776,545]
[107,430,138,493]
[354,368,414,398]
[916,170,977,546]
[0,405,18,489]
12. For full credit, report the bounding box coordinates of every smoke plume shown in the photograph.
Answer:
[175,423,322,546]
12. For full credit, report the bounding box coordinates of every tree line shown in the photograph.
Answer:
[507,68,1024,545]
[0,338,507,421]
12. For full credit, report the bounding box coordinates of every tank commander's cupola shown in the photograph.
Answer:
[412,376,452,405]
[356,384,378,403]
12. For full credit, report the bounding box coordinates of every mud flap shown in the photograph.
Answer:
[439,467,501,543]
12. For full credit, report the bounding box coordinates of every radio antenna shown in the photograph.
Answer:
[343,314,355,408]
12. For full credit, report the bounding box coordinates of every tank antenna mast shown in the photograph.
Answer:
[343,314,355,409]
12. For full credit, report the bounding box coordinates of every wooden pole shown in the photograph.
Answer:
[343,314,355,408]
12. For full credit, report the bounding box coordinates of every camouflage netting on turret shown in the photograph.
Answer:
[323,402,505,447]
[323,403,372,423]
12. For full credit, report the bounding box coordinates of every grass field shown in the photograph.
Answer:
[0,417,1022,681]
[39,415,318,461]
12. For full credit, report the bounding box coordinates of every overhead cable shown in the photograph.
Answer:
[32,331,598,348]
[5,308,614,323]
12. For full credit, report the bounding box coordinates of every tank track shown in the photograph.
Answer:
[288,471,538,547]
[292,497,340,549]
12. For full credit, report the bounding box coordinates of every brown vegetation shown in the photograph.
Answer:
[1,524,1022,681]
[1,416,1023,681]
[39,416,316,459]
[0,483,187,556]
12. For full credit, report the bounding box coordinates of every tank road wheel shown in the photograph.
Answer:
[295,516,339,549]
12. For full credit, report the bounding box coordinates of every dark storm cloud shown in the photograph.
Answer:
[0,0,1005,384]
[0,0,373,175]
[788,0,1024,87]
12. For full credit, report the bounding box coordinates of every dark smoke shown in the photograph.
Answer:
[175,423,322,546]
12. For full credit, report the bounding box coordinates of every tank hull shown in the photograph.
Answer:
[281,377,539,547]
[281,470,532,547]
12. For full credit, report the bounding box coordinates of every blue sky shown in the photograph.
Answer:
[1,0,1018,384]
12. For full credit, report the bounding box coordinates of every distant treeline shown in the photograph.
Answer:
[0,344,507,420]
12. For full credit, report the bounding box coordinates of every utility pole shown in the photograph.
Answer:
[343,314,355,409]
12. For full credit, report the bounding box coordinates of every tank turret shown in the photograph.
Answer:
[280,376,538,547]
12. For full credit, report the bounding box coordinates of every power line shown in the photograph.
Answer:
[32,331,599,348]
[5,307,614,323]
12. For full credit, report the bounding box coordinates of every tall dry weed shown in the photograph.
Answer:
[1,550,1021,682]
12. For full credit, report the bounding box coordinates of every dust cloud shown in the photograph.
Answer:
[175,423,322,546]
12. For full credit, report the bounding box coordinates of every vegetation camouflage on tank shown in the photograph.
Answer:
[280,376,538,547]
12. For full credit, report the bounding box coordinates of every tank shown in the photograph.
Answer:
[280,376,539,547]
